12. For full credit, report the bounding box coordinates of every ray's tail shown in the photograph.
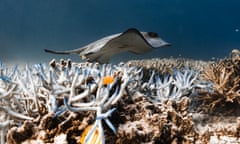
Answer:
[44,47,85,55]
[44,49,70,55]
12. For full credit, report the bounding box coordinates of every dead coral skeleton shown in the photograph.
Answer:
[115,93,202,144]
[199,52,240,111]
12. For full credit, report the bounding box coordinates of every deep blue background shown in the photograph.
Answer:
[0,0,240,65]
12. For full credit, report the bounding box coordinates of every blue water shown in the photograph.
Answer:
[0,0,240,65]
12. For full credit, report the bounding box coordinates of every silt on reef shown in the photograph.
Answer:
[1,49,240,143]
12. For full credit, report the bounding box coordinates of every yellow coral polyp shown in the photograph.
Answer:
[80,125,102,144]
[103,76,114,85]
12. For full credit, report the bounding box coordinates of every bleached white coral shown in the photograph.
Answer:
[1,60,134,143]
[139,68,213,103]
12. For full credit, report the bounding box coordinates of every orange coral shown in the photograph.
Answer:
[80,125,102,144]
[103,76,115,85]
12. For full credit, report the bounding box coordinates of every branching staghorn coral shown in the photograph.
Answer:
[138,68,213,103]
[199,51,240,112]
[62,62,143,144]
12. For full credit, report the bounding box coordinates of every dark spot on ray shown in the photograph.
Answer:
[148,32,158,38]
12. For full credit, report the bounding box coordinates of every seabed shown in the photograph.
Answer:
[1,49,240,144]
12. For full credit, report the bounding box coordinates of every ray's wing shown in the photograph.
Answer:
[85,52,111,63]
[85,28,153,63]
[103,28,153,54]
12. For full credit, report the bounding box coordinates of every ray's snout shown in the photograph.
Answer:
[147,37,171,48]
[143,32,171,48]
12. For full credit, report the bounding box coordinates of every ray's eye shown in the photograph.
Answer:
[148,32,158,38]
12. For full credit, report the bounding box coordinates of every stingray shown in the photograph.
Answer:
[44,28,170,63]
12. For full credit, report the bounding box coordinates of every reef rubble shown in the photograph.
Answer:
[1,49,240,143]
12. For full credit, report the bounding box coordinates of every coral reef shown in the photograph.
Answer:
[1,49,240,143]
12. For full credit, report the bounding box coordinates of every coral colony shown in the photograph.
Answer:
[1,50,240,143]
